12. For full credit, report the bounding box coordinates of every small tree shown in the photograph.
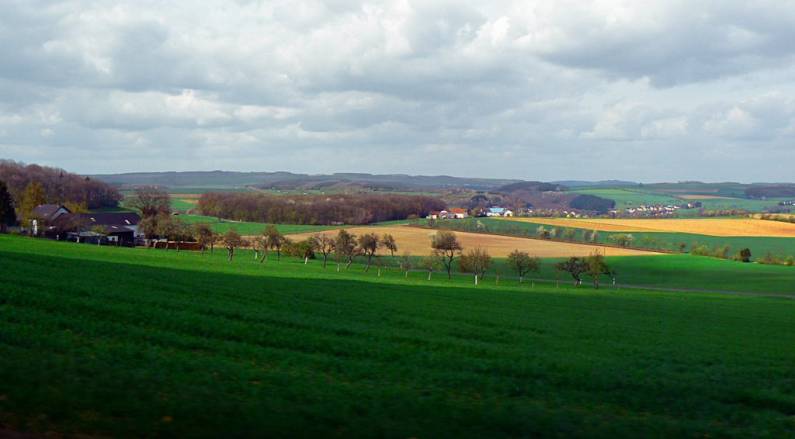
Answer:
[90,225,108,246]
[562,228,576,241]
[536,225,548,239]
[460,247,491,282]
[585,252,610,289]
[0,180,16,232]
[358,233,380,271]
[507,250,540,283]
[334,229,358,269]
[265,225,285,260]
[609,233,634,248]
[556,257,587,286]
[399,252,413,277]
[314,234,335,268]
[19,181,46,227]
[739,248,752,263]
[194,223,215,255]
[431,230,463,279]
[223,229,242,262]
[420,255,439,280]
[381,233,398,257]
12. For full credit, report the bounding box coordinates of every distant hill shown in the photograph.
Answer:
[551,180,639,188]
[90,171,524,192]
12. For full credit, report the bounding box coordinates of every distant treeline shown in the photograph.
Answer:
[746,185,795,199]
[0,160,121,209]
[198,192,446,225]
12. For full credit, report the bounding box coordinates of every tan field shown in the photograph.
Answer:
[285,226,660,257]
[499,217,795,237]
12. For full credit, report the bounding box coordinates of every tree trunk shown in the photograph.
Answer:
[427,271,432,281]
[474,275,478,286]
[519,275,523,283]
[377,267,381,277]
[323,255,328,268]
[304,256,308,264]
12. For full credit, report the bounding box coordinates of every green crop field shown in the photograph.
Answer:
[570,188,683,209]
[177,214,338,235]
[2,235,795,437]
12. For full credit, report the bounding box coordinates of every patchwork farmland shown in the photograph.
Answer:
[286,225,660,257]
[500,217,795,237]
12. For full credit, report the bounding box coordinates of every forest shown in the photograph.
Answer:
[197,192,446,225]
[0,160,121,209]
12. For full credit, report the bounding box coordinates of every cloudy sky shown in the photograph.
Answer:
[2,0,795,182]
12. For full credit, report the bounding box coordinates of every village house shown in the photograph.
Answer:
[449,208,468,219]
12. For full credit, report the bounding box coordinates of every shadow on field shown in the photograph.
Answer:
[3,249,795,438]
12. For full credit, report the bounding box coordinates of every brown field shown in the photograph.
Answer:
[285,226,660,257]
[499,217,795,237]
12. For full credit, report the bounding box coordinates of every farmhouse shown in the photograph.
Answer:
[30,204,71,235]
[30,204,141,246]
[449,208,468,219]
[486,207,513,217]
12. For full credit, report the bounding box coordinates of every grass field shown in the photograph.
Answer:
[288,226,660,257]
[501,217,795,237]
[570,188,683,209]
[178,214,337,235]
[2,235,795,437]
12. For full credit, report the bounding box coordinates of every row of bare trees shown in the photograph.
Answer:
[197,192,445,225]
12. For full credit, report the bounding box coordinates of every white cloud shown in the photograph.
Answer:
[0,0,794,181]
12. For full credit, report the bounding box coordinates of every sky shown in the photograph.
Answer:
[1,0,795,182]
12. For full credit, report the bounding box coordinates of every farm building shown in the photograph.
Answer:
[449,208,469,219]
[30,204,72,235]
[486,207,513,217]
[30,204,141,246]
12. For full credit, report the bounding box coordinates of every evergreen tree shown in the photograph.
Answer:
[0,180,16,232]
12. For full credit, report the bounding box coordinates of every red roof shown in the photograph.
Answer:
[450,208,468,214]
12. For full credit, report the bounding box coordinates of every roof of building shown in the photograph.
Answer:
[32,204,71,220]
[74,212,141,226]
[488,207,505,213]
[450,208,468,214]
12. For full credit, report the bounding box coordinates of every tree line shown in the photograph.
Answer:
[197,192,446,225]
[0,161,122,216]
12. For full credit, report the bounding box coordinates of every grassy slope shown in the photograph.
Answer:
[571,187,787,213]
[1,235,795,437]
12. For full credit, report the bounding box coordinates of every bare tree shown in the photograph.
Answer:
[460,247,491,283]
[223,229,242,262]
[264,225,285,260]
[585,252,610,289]
[358,232,380,271]
[128,186,171,218]
[334,229,358,269]
[194,223,215,255]
[381,233,398,257]
[420,255,439,280]
[314,234,335,268]
[507,250,540,283]
[431,230,462,279]
[555,257,587,286]
[399,252,413,277]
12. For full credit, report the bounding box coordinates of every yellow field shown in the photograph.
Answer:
[500,217,795,237]
[285,226,660,257]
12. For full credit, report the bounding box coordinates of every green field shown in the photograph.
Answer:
[570,188,683,209]
[2,235,795,437]
[571,187,788,213]
[178,214,338,235]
